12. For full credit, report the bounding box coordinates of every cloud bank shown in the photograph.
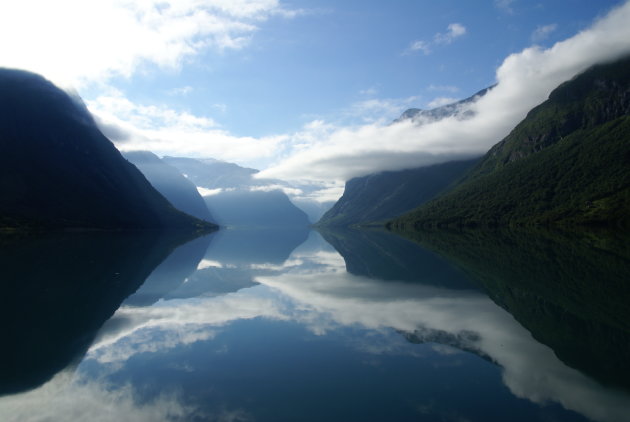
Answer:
[258,1,630,182]
[0,0,294,87]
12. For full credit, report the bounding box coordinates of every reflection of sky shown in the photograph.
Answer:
[1,229,629,422]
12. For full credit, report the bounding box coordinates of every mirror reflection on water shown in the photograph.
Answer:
[0,227,629,422]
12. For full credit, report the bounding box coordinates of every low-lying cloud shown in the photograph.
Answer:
[258,1,630,182]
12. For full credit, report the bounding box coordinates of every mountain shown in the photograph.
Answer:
[164,157,310,228]
[316,159,478,227]
[205,189,310,228]
[315,88,492,228]
[123,151,215,223]
[394,86,493,124]
[163,156,258,189]
[391,56,630,229]
[0,69,215,231]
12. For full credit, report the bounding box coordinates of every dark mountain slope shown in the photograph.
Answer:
[316,159,478,227]
[0,69,213,230]
[391,57,630,229]
[124,151,215,223]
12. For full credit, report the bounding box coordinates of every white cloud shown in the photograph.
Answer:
[531,23,558,42]
[408,40,431,55]
[197,186,225,196]
[258,2,630,182]
[167,85,193,96]
[0,0,296,88]
[359,87,378,96]
[495,0,516,14]
[407,23,466,55]
[428,84,460,93]
[88,92,289,166]
[344,96,420,124]
[427,97,459,108]
[434,23,467,45]
[250,184,304,196]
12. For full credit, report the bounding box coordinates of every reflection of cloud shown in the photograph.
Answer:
[254,253,630,422]
[89,291,287,364]
[0,371,195,422]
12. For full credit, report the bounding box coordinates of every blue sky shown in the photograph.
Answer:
[1,0,629,202]
[83,0,623,136]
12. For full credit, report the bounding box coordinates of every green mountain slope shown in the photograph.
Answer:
[391,56,630,229]
[317,159,479,227]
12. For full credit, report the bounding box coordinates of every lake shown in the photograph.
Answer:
[0,227,629,422]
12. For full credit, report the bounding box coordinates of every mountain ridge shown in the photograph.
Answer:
[390,56,630,230]
[0,68,216,231]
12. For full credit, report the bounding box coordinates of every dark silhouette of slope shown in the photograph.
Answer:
[124,151,215,223]
[0,231,202,394]
[398,228,630,390]
[0,69,214,230]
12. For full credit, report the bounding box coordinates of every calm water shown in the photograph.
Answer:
[1,228,629,422]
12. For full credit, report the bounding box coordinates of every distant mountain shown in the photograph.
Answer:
[394,86,493,124]
[164,157,310,228]
[316,88,491,228]
[316,159,478,227]
[124,151,215,223]
[163,156,258,189]
[0,69,215,231]
[205,189,309,228]
[391,56,630,229]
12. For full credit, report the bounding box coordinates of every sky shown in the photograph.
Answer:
[1,0,629,202]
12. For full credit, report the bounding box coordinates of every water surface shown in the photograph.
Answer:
[1,228,628,422]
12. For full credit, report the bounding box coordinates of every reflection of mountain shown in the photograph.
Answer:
[399,228,630,390]
[0,69,212,230]
[163,228,309,299]
[205,228,309,266]
[258,241,630,422]
[0,231,199,394]
[318,228,477,290]
[123,234,214,306]
[123,151,215,223]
